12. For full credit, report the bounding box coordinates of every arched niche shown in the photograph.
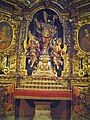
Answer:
[29,9,63,43]
[26,8,64,77]
[20,1,70,77]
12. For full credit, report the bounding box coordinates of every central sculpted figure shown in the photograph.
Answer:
[35,11,57,53]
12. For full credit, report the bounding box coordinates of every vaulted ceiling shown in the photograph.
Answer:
[0,0,90,16]
[1,0,90,10]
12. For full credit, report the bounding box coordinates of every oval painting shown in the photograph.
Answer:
[78,24,90,52]
[0,21,13,50]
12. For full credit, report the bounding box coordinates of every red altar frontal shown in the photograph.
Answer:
[14,90,71,100]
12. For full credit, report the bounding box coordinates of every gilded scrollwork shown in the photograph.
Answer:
[0,14,19,75]
[74,17,90,76]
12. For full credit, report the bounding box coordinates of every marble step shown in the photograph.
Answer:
[19,77,67,83]
[19,83,67,87]
[17,78,69,90]
[17,82,69,90]
[19,81,67,85]
[16,85,69,91]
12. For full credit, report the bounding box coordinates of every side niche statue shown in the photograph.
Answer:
[51,38,67,77]
[25,31,40,75]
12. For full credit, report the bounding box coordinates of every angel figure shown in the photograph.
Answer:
[25,31,40,75]
[52,38,67,77]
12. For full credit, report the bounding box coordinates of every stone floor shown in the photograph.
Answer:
[33,110,51,120]
[0,110,90,120]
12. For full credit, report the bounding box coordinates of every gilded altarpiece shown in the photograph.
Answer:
[14,2,72,120]
[0,1,72,119]
[1,1,90,120]
[73,17,90,77]
[72,14,90,119]
[0,12,20,115]
[19,10,70,78]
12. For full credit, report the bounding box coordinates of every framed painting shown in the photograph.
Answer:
[0,21,13,50]
[78,24,90,52]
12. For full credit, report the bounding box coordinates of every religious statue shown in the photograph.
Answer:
[52,38,67,77]
[34,11,57,53]
[25,31,40,75]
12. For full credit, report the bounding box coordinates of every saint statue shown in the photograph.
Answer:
[34,11,57,53]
